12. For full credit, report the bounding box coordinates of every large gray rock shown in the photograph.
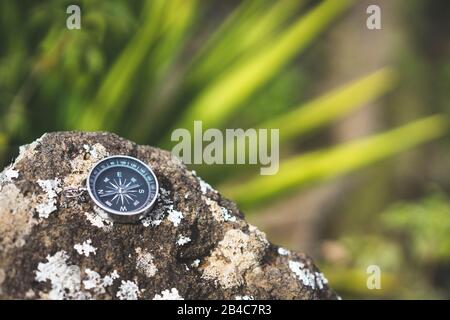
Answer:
[0,132,337,300]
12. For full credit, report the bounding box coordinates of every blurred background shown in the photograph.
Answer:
[1,0,449,299]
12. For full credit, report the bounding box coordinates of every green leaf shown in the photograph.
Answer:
[188,0,303,85]
[76,0,167,131]
[221,115,448,208]
[261,68,397,143]
[173,0,353,132]
[129,0,199,141]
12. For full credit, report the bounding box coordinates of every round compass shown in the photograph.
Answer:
[86,155,159,223]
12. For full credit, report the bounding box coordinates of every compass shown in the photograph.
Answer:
[86,155,159,223]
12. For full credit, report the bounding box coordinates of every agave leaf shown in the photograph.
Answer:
[172,0,353,132]
[188,0,303,85]
[221,115,448,208]
[151,0,198,79]
[261,68,397,142]
[129,0,198,141]
[197,68,396,183]
[77,0,167,131]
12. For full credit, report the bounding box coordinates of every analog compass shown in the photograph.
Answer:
[87,155,159,223]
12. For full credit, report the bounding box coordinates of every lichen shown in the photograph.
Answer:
[84,209,113,231]
[0,184,37,252]
[153,288,183,300]
[235,295,254,300]
[116,280,141,300]
[0,166,19,185]
[315,272,329,290]
[83,269,119,295]
[202,228,269,289]
[191,259,201,268]
[192,170,217,195]
[35,257,119,299]
[36,178,61,219]
[176,235,191,246]
[35,251,85,300]
[203,197,222,222]
[167,206,183,227]
[135,247,158,278]
[288,260,328,290]
[203,196,237,223]
[278,247,290,256]
[74,239,97,257]
[141,187,173,227]
[63,143,109,188]
[15,134,44,164]
[220,206,236,222]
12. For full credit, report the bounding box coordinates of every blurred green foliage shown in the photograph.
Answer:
[0,0,449,299]
[325,193,450,299]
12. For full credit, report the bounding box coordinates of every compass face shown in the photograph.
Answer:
[87,156,158,216]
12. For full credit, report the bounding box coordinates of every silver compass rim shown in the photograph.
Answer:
[86,155,159,222]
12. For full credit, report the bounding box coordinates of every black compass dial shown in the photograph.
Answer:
[87,156,158,215]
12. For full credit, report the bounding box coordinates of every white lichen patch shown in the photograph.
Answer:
[0,166,19,185]
[235,295,254,300]
[153,288,184,300]
[82,144,105,159]
[15,134,45,164]
[288,260,328,290]
[315,272,329,290]
[35,250,120,300]
[278,247,291,256]
[191,259,201,268]
[141,187,172,227]
[82,269,102,292]
[203,196,236,223]
[116,280,141,300]
[74,239,97,257]
[167,206,183,227]
[0,183,37,252]
[103,270,120,287]
[64,143,109,188]
[35,251,85,300]
[85,209,114,231]
[83,269,119,294]
[135,247,158,278]
[199,179,214,194]
[220,206,236,222]
[36,178,61,218]
[192,170,217,195]
[159,187,172,205]
[202,228,269,289]
[176,235,191,246]
[142,218,162,227]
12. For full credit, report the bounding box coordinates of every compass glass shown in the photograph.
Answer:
[87,156,158,215]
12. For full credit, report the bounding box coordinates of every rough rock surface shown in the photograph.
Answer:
[0,132,337,300]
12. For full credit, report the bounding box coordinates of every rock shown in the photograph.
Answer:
[0,132,337,300]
